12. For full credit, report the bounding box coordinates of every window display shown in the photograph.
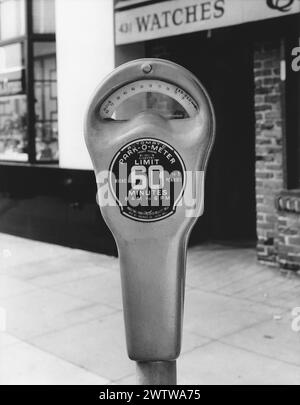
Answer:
[33,0,55,34]
[0,0,25,40]
[0,42,27,161]
[34,42,58,161]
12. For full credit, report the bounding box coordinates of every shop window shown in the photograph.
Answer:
[34,42,58,161]
[0,0,57,164]
[33,0,55,34]
[0,0,25,40]
[0,42,27,161]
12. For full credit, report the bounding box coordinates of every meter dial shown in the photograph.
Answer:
[99,79,198,121]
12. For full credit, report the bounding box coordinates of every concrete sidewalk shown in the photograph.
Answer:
[0,233,299,385]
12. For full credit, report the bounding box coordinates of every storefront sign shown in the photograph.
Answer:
[115,0,300,45]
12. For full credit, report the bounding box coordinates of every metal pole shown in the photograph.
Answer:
[136,361,177,385]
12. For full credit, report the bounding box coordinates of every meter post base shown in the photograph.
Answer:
[136,361,177,385]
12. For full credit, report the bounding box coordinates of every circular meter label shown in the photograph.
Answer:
[109,138,186,222]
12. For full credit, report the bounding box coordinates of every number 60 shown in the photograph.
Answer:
[130,165,164,190]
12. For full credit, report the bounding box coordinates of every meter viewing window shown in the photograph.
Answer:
[99,79,198,121]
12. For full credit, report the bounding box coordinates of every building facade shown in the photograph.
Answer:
[0,0,299,270]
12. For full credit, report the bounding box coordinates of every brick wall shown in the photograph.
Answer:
[276,191,300,271]
[254,42,284,265]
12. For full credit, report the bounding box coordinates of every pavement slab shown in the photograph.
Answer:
[0,233,299,385]
[0,340,109,385]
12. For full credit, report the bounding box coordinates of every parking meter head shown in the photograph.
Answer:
[85,59,215,361]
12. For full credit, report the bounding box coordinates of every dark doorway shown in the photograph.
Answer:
[146,30,256,243]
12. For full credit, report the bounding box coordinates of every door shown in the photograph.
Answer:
[147,31,256,242]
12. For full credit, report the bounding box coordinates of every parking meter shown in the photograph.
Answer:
[85,59,215,385]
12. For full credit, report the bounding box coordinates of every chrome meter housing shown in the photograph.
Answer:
[85,59,215,368]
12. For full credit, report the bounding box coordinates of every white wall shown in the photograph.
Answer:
[55,0,114,169]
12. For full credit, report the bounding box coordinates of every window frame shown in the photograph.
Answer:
[0,0,56,164]
[33,41,58,162]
